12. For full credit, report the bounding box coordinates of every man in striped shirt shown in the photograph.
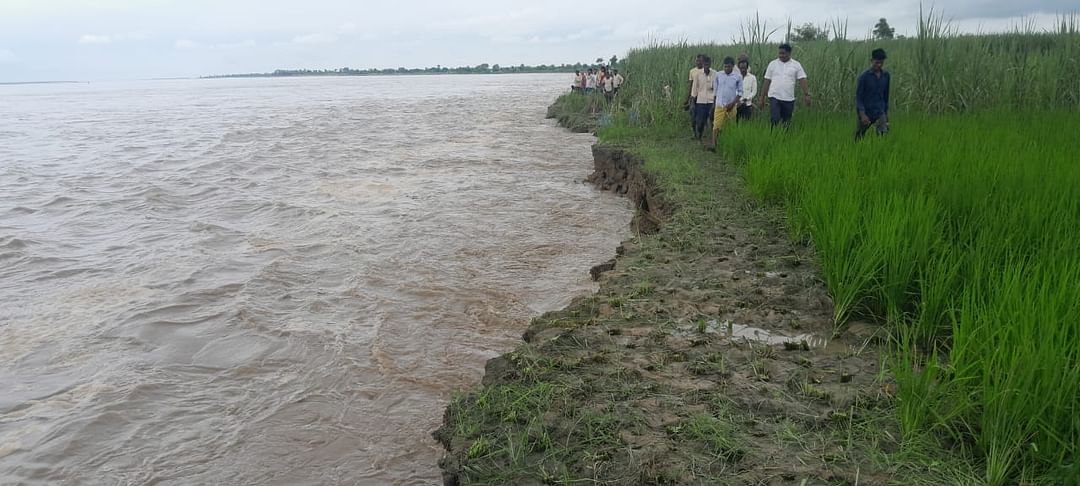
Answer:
[709,56,743,150]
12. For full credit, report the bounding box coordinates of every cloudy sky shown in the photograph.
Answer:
[0,0,1071,82]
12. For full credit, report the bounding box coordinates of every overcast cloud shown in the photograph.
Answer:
[0,0,1070,82]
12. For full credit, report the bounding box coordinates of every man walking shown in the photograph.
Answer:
[855,48,891,140]
[758,43,810,127]
[613,70,624,96]
[689,56,717,141]
[709,56,742,150]
[686,54,705,128]
[585,69,597,94]
[736,56,757,122]
[602,68,615,100]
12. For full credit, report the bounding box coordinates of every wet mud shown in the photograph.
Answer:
[436,137,897,484]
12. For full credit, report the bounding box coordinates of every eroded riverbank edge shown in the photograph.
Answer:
[433,103,903,485]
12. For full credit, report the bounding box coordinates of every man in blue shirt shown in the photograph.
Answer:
[709,56,742,151]
[855,48,890,140]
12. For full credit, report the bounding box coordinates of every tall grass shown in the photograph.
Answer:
[716,112,1080,484]
[598,12,1080,484]
[613,12,1080,115]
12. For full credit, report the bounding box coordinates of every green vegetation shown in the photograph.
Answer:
[718,112,1080,484]
[614,11,1080,114]
[589,12,1080,485]
[438,12,1080,485]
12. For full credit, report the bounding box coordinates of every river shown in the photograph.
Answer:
[0,74,631,484]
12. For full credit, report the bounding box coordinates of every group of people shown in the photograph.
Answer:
[572,67,624,99]
[685,43,891,148]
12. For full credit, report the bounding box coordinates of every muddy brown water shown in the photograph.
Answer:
[0,74,632,484]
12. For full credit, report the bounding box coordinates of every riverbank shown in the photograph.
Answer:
[432,96,949,485]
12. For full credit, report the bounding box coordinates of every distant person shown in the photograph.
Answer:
[689,56,717,141]
[686,54,706,127]
[758,43,810,127]
[585,69,597,94]
[736,56,757,122]
[855,48,891,140]
[603,70,615,100]
[709,56,743,150]
[572,70,583,92]
[613,70,624,95]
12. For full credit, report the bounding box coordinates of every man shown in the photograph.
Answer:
[689,56,717,140]
[709,57,743,150]
[736,56,757,122]
[613,70,624,95]
[572,70,583,93]
[585,69,597,94]
[855,48,891,140]
[758,43,810,127]
[686,54,705,127]
[602,68,615,100]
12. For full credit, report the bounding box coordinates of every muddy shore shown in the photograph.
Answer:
[434,101,901,485]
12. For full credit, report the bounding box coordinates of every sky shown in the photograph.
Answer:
[0,0,1072,82]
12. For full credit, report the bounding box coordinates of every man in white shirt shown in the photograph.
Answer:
[736,56,757,123]
[758,43,810,127]
[572,71,583,93]
[612,70,624,95]
[585,69,597,94]
[689,56,717,141]
[602,70,615,99]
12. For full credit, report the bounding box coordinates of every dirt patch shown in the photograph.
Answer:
[435,139,897,484]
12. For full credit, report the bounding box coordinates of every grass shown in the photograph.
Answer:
[610,11,1080,119]
[711,111,1080,484]
[442,13,1079,484]
[591,12,1080,484]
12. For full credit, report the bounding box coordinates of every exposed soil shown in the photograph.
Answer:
[434,136,899,484]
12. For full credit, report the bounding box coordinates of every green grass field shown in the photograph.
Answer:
[592,14,1080,485]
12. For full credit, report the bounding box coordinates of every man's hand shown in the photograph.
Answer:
[758,96,767,109]
[726,102,737,112]
[859,113,871,126]
[804,94,812,107]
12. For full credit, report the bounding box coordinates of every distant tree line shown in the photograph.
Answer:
[203,62,611,79]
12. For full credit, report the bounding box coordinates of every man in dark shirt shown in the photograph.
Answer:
[855,48,890,140]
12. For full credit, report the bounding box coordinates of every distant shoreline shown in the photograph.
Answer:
[0,81,82,86]
[202,65,592,79]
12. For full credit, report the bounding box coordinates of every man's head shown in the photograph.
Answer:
[614,70,619,75]
[703,56,712,72]
[871,48,887,72]
[737,58,749,74]
[723,57,735,74]
[695,54,705,68]
[575,70,580,75]
[778,43,792,62]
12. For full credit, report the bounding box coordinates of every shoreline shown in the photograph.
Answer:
[433,95,899,484]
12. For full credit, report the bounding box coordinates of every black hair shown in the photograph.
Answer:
[872,48,887,60]
[696,53,706,59]
[723,56,736,65]
[779,43,792,53]
[703,56,712,64]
